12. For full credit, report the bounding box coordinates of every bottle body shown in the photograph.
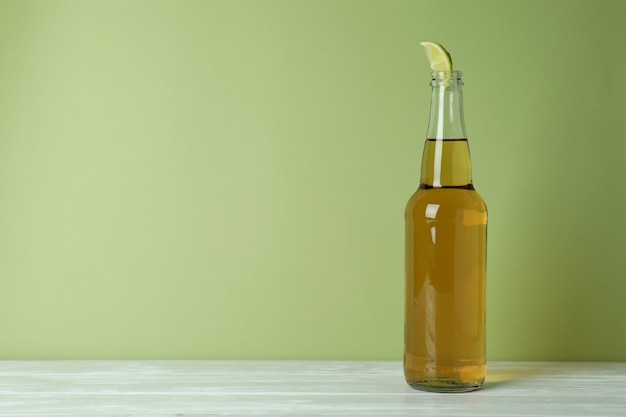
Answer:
[404,178,487,392]
[404,72,487,392]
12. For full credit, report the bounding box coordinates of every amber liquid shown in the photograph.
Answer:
[404,139,487,392]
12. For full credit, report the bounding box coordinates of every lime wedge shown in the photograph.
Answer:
[420,41,453,73]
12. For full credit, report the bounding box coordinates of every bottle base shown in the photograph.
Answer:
[407,378,484,393]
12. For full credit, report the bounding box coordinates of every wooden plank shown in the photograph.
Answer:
[0,361,624,416]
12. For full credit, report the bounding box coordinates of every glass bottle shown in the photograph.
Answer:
[404,70,487,392]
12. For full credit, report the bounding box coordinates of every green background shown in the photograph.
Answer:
[1,0,625,360]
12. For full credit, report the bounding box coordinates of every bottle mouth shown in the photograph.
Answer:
[430,70,463,87]
[431,70,462,79]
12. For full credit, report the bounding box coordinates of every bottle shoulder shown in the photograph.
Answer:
[406,187,487,220]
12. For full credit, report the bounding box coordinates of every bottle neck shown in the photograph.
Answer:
[426,71,466,140]
[420,71,473,188]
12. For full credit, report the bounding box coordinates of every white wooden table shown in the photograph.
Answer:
[0,361,624,416]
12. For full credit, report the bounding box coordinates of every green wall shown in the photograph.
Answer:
[1,0,625,360]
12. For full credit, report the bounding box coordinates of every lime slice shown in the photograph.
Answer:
[420,41,453,73]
